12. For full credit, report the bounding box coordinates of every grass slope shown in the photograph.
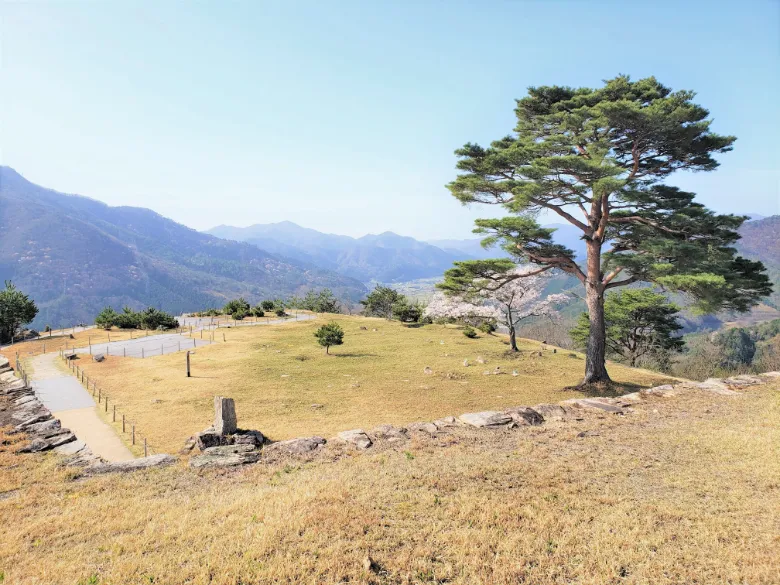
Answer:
[71,315,675,453]
[1,379,777,584]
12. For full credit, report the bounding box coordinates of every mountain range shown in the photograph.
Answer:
[206,222,474,283]
[1,166,777,331]
[0,167,366,329]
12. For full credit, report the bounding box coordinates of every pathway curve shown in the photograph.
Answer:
[72,313,317,358]
[29,354,134,462]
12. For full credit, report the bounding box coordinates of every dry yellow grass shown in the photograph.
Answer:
[1,380,778,584]
[71,315,676,453]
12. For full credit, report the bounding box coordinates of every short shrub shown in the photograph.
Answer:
[477,320,497,334]
[261,300,276,311]
[275,309,286,317]
[463,326,478,339]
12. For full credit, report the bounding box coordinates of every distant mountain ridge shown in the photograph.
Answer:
[0,167,366,329]
[206,222,473,282]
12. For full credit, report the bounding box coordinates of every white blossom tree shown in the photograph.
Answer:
[426,267,568,351]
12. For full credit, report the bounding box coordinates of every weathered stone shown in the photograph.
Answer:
[196,430,228,451]
[17,431,76,453]
[733,374,765,384]
[189,448,261,468]
[214,396,237,435]
[696,379,740,396]
[22,418,62,435]
[180,437,197,454]
[14,412,54,432]
[54,439,87,456]
[338,429,373,450]
[407,421,439,434]
[530,404,569,421]
[432,416,457,428]
[88,454,177,474]
[0,356,9,370]
[458,411,513,428]
[423,366,433,375]
[264,436,326,455]
[233,430,265,446]
[616,392,643,404]
[640,384,679,397]
[562,398,625,414]
[202,444,258,456]
[13,395,38,406]
[503,406,543,426]
[370,424,408,440]
[93,354,105,363]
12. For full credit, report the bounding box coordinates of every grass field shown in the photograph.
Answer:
[70,314,676,454]
[1,378,777,584]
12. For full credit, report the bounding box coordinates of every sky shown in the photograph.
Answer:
[2,0,779,240]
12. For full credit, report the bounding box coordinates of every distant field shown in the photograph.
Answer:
[72,314,676,453]
[0,327,171,360]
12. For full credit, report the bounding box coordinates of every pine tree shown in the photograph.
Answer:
[446,75,771,385]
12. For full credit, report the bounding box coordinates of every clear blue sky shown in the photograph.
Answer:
[2,1,778,240]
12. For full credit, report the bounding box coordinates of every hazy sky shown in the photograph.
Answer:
[2,1,779,240]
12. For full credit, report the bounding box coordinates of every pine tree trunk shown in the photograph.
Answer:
[582,240,612,385]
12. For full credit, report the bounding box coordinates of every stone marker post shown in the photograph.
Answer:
[214,396,237,435]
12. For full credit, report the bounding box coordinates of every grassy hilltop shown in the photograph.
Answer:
[70,315,675,453]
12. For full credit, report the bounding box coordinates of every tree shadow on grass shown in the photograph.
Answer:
[332,353,379,358]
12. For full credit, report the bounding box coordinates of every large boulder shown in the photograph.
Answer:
[458,411,513,428]
[264,436,326,456]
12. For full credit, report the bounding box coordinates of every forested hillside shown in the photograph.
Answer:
[0,168,366,329]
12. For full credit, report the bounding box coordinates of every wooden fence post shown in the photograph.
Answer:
[122,414,126,433]
[132,425,135,445]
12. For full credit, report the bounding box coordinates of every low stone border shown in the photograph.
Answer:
[183,371,780,468]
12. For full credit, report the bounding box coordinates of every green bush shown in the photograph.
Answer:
[224,298,250,317]
[275,308,286,317]
[261,300,276,311]
[477,320,497,334]
[463,326,478,339]
[252,307,265,317]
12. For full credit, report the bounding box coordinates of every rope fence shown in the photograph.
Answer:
[59,351,157,457]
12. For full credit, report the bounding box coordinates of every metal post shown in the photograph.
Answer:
[186,350,191,377]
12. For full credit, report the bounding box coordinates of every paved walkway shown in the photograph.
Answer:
[70,313,317,359]
[29,354,134,462]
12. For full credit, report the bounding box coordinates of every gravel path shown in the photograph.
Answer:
[29,354,134,462]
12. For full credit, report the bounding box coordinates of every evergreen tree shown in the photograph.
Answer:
[0,281,39,343]
[314,322,345,354]
[361,286,403,319]
[446,75,770,384]
[571,289,684,367]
